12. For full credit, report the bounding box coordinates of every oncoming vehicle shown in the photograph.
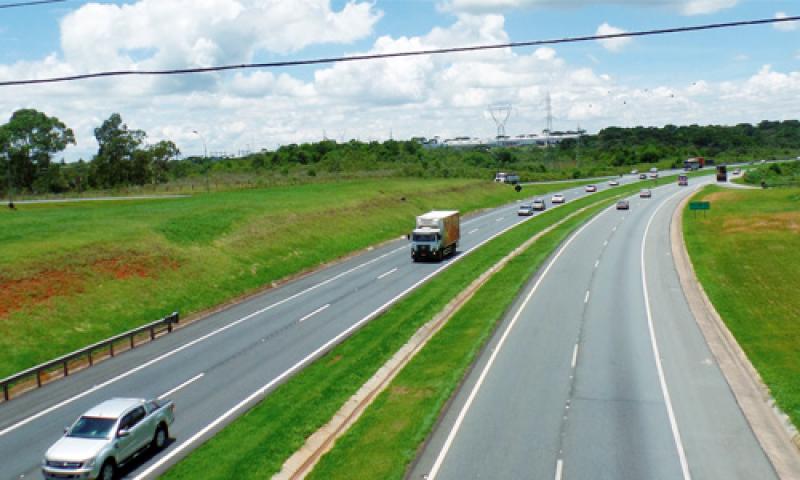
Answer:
[551,193,566,204]
[649,172,659,179]
[608,180,619,186]
[639,173,647,180]
[494,172,520,184]
[532,199,547,211]
[517,204,535,216]
[678,174,688,186]
[42,398,175,480]
[616,200,630,210]
[585,184,597,193]
[640,189,652,198]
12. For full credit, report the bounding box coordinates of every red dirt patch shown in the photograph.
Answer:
[0,270,84,318]
[92,254,179,280]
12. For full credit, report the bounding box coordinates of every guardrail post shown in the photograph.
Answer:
[88,350,93,366]
[63,360,68,377]
[130,334,135,349]
[150,326,155,340]
[3,383,8,401]
[36,370,42,387]
[110,342,115,357]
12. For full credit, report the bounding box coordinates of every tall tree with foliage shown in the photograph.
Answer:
[91,113,145,188]
[0,109,75,193]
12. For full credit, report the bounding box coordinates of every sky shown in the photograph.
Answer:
[0,0,798,161]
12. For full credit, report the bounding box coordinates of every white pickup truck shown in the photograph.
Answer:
[42,397,175,480]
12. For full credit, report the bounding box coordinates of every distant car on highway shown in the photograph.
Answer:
[649,172,659,179]
[640,189,652,198]
[532,199,546,211]
[650,167,659,173]
[616,200,630,210]
[517,204,535,216]
[585,184,597,193]
[631,169,639,174]
[733,168,741,175]
[42,398,175,480]
[551,193,565,204]
[639,173,647,180]
[608,180,619,186]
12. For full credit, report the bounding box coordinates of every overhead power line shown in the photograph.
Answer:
[0,0,68,9]
[1,15,798,87]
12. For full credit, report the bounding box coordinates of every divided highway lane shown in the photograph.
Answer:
[0,177,641,480]
[411,177,776,480]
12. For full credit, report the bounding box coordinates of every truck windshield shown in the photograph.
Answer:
[67,417,116,439]
[413,233,438,242]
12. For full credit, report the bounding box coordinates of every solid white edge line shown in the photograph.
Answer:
[133,200,551,479]
[298,304,330,323]
[426,204,613,480]
[641,187,693,480]
[158,373,204,400]
[0,244,407,438]
[555,458,564,480]
[584,290,590,304]
[377,268,398,280]
[571,345,579,369]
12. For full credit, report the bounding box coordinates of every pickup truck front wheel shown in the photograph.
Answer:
[152,424,168,451]
[99,460,115,480]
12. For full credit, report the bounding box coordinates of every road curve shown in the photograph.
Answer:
[1,175,662,480]
[410,177,777,480]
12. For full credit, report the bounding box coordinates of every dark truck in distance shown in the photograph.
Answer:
[411,210,460,262]
[42,398,175,480]
[716,165,728,182]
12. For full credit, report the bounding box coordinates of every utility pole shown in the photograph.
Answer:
[4,153,14,209]
[576,123,581,169]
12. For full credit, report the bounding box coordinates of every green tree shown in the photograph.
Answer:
[0,108,75,193]
[148,140,180,183]
[91,113,145,187]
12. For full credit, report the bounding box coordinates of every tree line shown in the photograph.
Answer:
[0,109,179,195]
[3,109,800,196]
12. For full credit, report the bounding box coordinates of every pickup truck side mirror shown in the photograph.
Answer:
[117,429,131,438]
[64,426,70,434]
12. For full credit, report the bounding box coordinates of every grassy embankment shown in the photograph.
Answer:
[684,186,800,428]
[163,180,643,480]
[0,178,590,379]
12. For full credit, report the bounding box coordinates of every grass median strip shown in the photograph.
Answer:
[306,193,617,480]
[683,186,800,429]
[162,182,639,480]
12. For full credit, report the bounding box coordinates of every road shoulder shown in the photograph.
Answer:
[670,191,800,479]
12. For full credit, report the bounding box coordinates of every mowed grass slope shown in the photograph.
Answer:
[684,186,800,427]
[0,179,584,378]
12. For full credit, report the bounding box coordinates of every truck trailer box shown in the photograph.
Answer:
[412,210,460,261]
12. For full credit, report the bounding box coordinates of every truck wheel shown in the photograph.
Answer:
[152,424,168,450]
[99,460,115,480]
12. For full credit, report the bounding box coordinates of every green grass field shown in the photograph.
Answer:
[0,178,588,379]
[684,186,800,428]
[162,181,637,480]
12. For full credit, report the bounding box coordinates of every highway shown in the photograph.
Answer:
[410,176,777,479]
[0,175,648,479]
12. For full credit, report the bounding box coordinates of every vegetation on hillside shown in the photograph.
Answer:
[2,108,800,197]
[741,159,800,187]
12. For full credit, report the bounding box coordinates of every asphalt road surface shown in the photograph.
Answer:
[0,171,690,480]
[410,177,776,480]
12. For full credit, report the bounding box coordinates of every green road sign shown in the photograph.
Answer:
[689,201,710,211]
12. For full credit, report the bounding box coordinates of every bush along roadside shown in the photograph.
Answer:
[162,182,640,480]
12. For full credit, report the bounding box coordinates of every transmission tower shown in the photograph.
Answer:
[488,103,512,140]
[544,92,553,148]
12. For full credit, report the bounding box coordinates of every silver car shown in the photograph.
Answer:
[42,398,174,480]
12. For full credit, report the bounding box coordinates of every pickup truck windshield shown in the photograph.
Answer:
[68,417,116,439]
[413,233,438,242]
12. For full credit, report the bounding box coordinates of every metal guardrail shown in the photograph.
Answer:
[1,311,179,402]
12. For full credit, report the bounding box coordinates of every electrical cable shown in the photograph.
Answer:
[0,15,798,87]
[0,0,68,9]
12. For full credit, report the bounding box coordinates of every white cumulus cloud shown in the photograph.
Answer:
[439,0,738,16]
[774,12,799,32]
[596,23,631,52]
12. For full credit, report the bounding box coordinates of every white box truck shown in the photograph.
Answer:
[411,210,460,262]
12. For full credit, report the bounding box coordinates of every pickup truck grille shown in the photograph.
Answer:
[46,460,83,469]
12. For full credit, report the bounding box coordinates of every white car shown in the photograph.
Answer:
[43,398,175,480]
[551,193,565,204]
[585,185,597,193]
[608,180,619,186]
[517,204,535,216]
